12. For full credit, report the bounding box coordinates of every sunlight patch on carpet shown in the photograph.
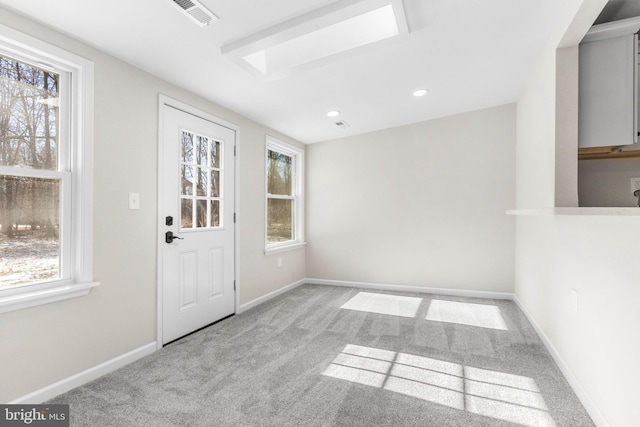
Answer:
[425,300,508,330]
[340,292,422,318]
[323,344,556,427]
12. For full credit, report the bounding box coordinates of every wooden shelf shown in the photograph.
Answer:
[578,145,640,160]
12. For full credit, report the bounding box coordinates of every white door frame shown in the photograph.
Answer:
[156,94,241,349]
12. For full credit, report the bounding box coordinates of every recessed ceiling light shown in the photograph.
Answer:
[222,0,409,79]
[413,89,428,97]
[327,110,340,117]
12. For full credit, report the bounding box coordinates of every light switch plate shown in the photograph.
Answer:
[631,178,640,195]
[129,192,140,210]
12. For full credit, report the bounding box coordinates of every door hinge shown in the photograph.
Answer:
[233,280,236,291]
[233,212,236,223]
[234,144,236,156]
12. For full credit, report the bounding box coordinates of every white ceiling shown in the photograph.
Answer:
[0,0,571,144]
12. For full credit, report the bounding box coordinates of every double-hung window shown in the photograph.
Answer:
[0,25,95,313]
[265,136,304,253]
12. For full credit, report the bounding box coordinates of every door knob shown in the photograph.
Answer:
[165,231,184,244]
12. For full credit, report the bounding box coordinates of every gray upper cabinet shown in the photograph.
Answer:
[579,17,640,148]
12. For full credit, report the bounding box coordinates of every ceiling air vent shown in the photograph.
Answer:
[335,120,351,129]
[171,0,219,26]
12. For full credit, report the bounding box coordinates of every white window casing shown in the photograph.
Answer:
[265,135,305,254]
[0,24,97,313]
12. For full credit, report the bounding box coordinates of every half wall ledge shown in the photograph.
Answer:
[506,208,640,216]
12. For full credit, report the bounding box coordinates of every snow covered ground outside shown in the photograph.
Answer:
[0,234,59,288]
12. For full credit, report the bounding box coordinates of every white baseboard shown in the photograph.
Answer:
[237,278,306,314]
[512,296,608,427]
[10,342,157,404]
[305,278,513,300]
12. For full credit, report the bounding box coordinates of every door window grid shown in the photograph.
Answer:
[180,130,223,229]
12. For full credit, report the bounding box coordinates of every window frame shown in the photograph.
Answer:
[0,24,97,313]
[264,135,305,254]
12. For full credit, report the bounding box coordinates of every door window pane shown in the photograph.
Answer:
[181,198,192,228]
[195,199,207,228]
[0,175,60,288]
[210,200,220,227]
[181,165,193,196]
[210,170,220,197]
[196,167,207,197]
[196,135,208,166]
[210,140,221,168]
[181,131,193,164]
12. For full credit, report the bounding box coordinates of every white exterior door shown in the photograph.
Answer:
[160,105,235,344]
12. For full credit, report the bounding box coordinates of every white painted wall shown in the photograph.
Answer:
[4,4,639,426]
[515,0,640,425]
[306,104,516,293]
[0,7,305,402]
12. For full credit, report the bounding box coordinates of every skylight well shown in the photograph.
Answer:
[221,0,409,79]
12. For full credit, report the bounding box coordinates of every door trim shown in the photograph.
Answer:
[156,94,240,350]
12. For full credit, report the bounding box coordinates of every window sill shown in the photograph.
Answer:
[0,281,99,314]
[265,241,307,255]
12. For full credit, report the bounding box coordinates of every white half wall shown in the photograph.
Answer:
[306,104,516,293]
[515,0,640,425]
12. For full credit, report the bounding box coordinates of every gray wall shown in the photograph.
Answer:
[578,158,640,207]
[306,104,516,293]
[0,7,305,402]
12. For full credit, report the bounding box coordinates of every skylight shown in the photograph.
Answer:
[221,0,409,79]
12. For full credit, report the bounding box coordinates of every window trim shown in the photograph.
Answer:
[0,24,97,313]
[264,135,305,254]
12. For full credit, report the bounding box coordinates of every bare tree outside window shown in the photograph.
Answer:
[0,55,61,288]
[264,137,304,252]
[180,130,223,229]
